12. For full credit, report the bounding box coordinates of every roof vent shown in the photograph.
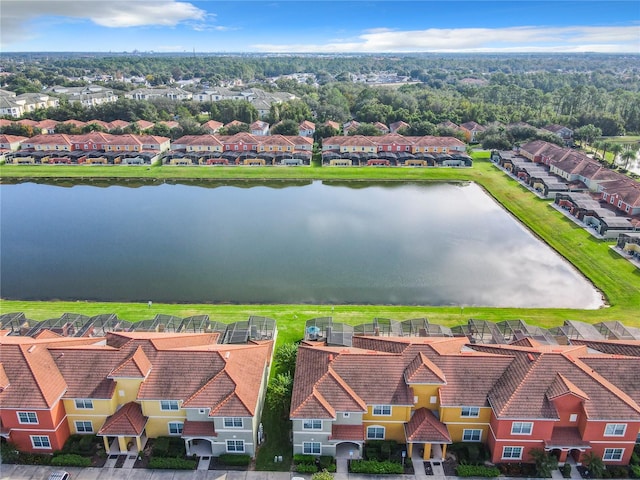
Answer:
[527,353,535,362]
[27,345,36,353]
[225,351,230,359]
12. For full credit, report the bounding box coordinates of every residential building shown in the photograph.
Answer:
[291,335,640,465]
[544,124,574,145]
[298,120,316,138]
[0,331,273,458]
[459,121,486,143]
[125,88,192,101]
[0,93,59,118]
[389,121,410,133]
[250,120,270,136]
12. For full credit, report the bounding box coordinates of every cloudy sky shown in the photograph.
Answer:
[2,0,639,53]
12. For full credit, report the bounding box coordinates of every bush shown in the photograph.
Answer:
[16,452,51,465]
[456,464,501,477]
[607,466,630,479]
[152,436,170,457]
[312,471,335,480]
[148,456,197,469]
[217,453,251,466]
[51,454,91,467]
[294,453,317,464]
[449,442,489,465]
[350,459,404,474]
[0,442,19,463]
[630,465,640,478]
[562,463,572,478]
[296,463,319,473]
[319,455,335,469]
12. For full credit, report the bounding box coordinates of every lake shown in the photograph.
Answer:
[0,180,603,308]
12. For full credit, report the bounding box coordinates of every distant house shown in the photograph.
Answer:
[125,88,192,101]
[135,120,155,132]
[373,122,390,134]
[250,120,270,136]
[201,120,223,134]
[298,120,316,137]
[544,124,573,145]
[389,120,410,133]
[0,93,59,118]
[342,120,360,136]
[459,121,486,143]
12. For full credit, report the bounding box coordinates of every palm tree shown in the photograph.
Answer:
[620,145,638,170]
[591,140,603,160]
[599,141,612,166]
[609,143,624,166]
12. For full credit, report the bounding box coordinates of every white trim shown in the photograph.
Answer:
[30,435,51,449]
[303,441,322,455]
[604,423,627,437]
[366,425,385,440]
[17,411,38,424]
[603,448,624,461]
[511,421,533,435]
[372,405,392,416]
[501,446,523,460]
[462,429,482,442]
[74,420,94,433]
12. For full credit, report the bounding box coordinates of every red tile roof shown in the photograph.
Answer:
[182,420,217,437]
[404,408,451,443]
[545,427,590,449]
[330,424,364,441]
[98,402,147,436]
[108,346,152,379]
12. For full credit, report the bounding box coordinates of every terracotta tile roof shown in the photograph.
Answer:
[299,120,315,130]
[36,119,58,129]
[0,342,67,408]
[404,352,446,384]
[404,408,451,443]
[582,356,640,404]
[202,120,223,131]
[182,420,217,437]
[460,121,485,132]
[0,133,28,144]
[98,402,147,436]
[571,339,640,357]
[545,427,590,449]
[33,329,63,339]
[330,424,364,441]
[0,363,10,391]
[108,346,152,379]
[472,345,640,420]
[62,119,86,128]
[546,373,589,401]
[108,119,129,129]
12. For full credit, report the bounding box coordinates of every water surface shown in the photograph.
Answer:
[0,181,602,308]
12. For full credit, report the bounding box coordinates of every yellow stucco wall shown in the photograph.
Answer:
[411,385,441,410]
[113,379,143,404]
[439,406,491,424]
[141,400,186,438]
[64,397,118,434]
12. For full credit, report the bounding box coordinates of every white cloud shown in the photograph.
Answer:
[252,25,640,53]
[1,0,206,47]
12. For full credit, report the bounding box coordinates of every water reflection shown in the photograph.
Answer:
[0,181,602,308]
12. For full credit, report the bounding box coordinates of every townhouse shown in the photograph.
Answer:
[125,87,192,101]
[290,335,640,466]
[459,121,486,143]
[0,331,273,458]
[0,93,59,118]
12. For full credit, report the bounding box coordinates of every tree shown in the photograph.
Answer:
[265,372,293,417]
[574,124,601,146]
[620,144,638,169]
[350,123,383,136]
[609,143,624,166]
[270,119,299,136]
[314,124,339,142]
[529,448,558,478]
[273,343,298,376]
[581,451,605,479]
[600,141,612,165]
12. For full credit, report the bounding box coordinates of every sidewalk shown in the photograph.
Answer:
[0,464,594,480]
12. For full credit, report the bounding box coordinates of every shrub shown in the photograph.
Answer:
[0,442,19,464]
[632,452,640,466]
[319,455,335,469]
[78,434,95,454]
[630,465,640,478]
[456,464,501,477]
[152,436,170,457]
[51,454,91,467]
[449,442,489,465]
[311,471,335,480]
[294,453,317,464]
[607,466,630,479]
[296,463,319,473]
[16,452,51,465]
[217,453,251,466]
[350,459,404,474]
[561,463,572,478]
[148,456,196,470]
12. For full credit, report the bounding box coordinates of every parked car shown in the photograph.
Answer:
[47,471,70,480]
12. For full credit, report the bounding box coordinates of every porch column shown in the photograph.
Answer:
[423,443,432,460]
[102,436,110,452]
[558,450,568,463]
[407,443,413,458]
[135,436,142,452]
[117,436,127,452]
[441,444,447,459]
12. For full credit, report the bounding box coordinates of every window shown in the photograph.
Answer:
[618,200,623,208]
[224,417,243,428]
[75,421,93,433]
[75,399,93,409]
[462,429,482,442]
[603,448,624,461]
[168,422,184,435]
[17,412,38,424]
[226,440,244,452]
[430,396,438,404]
[569,414,578,422]
[502,446,523,459]
[372,405,391,416]
[31,436,51,449]
[460,407,479,418]
[511,422,533,435]
[303,419,322,430]
[604,424,627,436]
[343,413,350,418]
[160,400,179,411]
[367,426,385,439]
[303,442,321,455]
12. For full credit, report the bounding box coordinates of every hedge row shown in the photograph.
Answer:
[148,456,197,470]
[217,453,251,466]
[350,459,404,474]
[456,464,501,477]
[51,454,91,467]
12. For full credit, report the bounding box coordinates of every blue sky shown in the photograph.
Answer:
[2,1,639,53]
